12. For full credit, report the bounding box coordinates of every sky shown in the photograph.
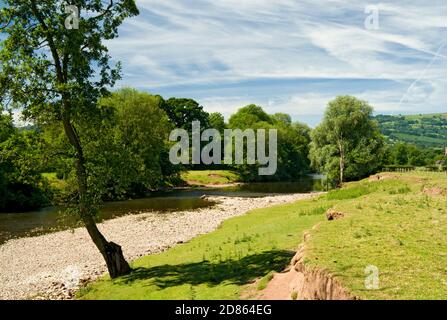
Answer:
[5,0,447,126]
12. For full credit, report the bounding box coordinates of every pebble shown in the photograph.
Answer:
[0,193,323,300]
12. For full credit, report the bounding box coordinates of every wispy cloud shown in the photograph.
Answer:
[107,0,447,124]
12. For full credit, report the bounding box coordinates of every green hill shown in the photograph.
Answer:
[375,113,447,148]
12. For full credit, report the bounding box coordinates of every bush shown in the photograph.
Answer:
[0,119,50,212]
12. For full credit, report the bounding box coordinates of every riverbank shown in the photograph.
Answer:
[78,172,447,300]
[181,170,240,187]
[0,193,322,300]
[255,172,447,300]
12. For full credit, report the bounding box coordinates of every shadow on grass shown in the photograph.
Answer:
[120,250,294,289]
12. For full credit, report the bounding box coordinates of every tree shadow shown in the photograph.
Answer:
[120,250,294,289]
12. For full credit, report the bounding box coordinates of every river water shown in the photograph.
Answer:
[0,178,324,245]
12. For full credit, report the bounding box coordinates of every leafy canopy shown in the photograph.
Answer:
[310,96,385,183]
[228,104,311,181]
[0,0,139,122]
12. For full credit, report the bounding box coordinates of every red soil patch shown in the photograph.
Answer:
[422,187,445,196]
[255,224,355,300]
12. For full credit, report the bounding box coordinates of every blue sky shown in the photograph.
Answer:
[93,1,447,125]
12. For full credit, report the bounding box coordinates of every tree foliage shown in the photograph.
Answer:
[309,96,385,185]
[0,0,139,278]
[382,142,444,167]
[161,98,210,131]
[209,112,226,133]
[228,104,311,181]
[0,113,49,212]
[92,88,176,198]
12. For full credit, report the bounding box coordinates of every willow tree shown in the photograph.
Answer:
[0,1,139,278]
[309,96,385,186]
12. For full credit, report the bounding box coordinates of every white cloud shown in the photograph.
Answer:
[105,0,447,121]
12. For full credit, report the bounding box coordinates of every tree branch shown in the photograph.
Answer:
[29,0,64,84]
[0,15,12,31]
[89,0,114,21]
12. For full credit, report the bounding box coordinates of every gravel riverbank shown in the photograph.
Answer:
[0,193,323,300]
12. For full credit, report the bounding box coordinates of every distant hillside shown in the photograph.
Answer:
[375,113,447,148]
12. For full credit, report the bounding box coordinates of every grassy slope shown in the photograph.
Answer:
[393,132,445,145]
[405,113,447,120]
[376,113,447,148]
[78,197,332,299]
[79,172,447,300]
[305,172,447,299]
[181,170,240,186]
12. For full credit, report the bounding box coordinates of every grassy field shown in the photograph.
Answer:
[43,170,239,191]
[405,113,447,120]
[78,172,447,300]
[375,113,447,148]
[181,170,240,186]
[392,132,445,145]
[78,197,332,299]
[305,172,447,299]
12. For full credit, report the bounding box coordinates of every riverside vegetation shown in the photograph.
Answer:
[78,172,447,300]
[1,0,446,295]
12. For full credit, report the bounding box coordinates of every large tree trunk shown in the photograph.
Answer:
[83,216,131,278]
[61,115,131,279]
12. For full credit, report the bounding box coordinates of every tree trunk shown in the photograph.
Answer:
[30,0,130,279]
[61,113,131,279]
[338,140,345,187]
[83,216,131,278]
[339,155,344,186]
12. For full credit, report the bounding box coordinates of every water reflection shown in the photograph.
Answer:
[0,178,324,244]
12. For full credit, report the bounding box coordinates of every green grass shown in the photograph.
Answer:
[181,170,240,186]
[42,172,68,190]
[404,113,447,120]
[375,112,447,148]
[79,172,447,300]
[256,272,274,291]
[78,196,332,300]
[393,132,445,145]
[304,172,447,299]
[326,183,378,200]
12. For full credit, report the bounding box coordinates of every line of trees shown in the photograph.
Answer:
[6,91,445,214]
[1,89,314,213]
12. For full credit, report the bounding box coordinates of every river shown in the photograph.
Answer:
[0,177,324,245]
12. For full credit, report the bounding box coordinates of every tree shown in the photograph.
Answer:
[93,88,175,198]
[228,105,310,181]
[0,112,15,143]
[0,1,139,278]
[161,98,210,131]
[310,96,385,185]
[0,113,49,212]
[228,104,273,129]
[209,112,226,133]
[272,113,292,126]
